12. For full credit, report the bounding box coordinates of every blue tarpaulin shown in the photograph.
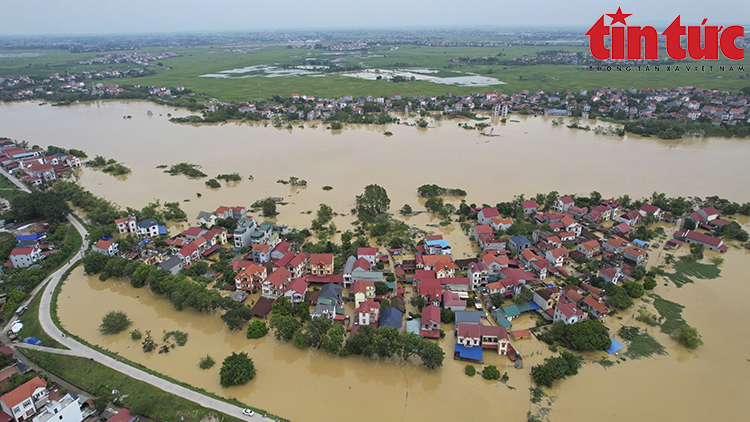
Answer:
[15,234,45,241]
[454,344,483,361]
[23,337,41,345]
[158,225,168,235]
[606,338,624,354]
[100,236,112,240]
[633,239,648,248]
[139,239,149,245]
[527,301,541,310]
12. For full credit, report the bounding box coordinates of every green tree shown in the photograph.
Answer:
[419,340,445,369]
[400,204,413,215]
[83,251,109,274]
[252,198,277,217]
[605,284,634,310]
[321,322,345,355]
[481,365,501,380]
[98,311,132,335]
[564,319,610,351]
[221,306,253,331]
[292,302,311,322]
[219,352,256,387]
[643,276,657,290]
[465,365,476,376]
[269,314,302,342]
[355,184,390,222]
[130,329,142,340]
[441,308,455,324]
[380,299,391,309]
[246,320,269,339]
[672,325,704,350]
[623,281,645,298]
[631,266,647,281]
[374,281,390,296]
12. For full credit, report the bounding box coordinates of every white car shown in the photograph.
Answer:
[242,409,255,417]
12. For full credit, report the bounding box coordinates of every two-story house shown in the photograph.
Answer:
[0,377,48,422]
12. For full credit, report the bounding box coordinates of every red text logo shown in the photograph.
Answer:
[586,7,744,61]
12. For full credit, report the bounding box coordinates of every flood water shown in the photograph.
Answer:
[2,100,750,256]
[4,100,750,420]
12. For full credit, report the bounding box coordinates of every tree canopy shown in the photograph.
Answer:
[219,352,256,387]
[355,184,390,222]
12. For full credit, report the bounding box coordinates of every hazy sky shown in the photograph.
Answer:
[0,0,747,35]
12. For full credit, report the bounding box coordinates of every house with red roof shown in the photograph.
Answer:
[529,259,550,280]
[420,305,441,338]
[618,210,642,226]
[480,325,510,354]
[353,257,371,272]
[471,225,494,243]
[92,239,119,256]
[490,217,513,232]
[554,301,587,325]
[481,252,510,273]
[355,300,380,326]
[442,290,466,311]
[270,240,291,260]
[477,207,499,225]
[612,222,631,235]
[357,247,379,266]
[456,323,481,348]
[417,278,442,304]
[309,254,333,276]
[9,247,43,268]
[176,242,200,266]
[251,243,271,264]
[262,268,292,298]
[25,163,56,182]
[519,200,539,216]
[623,246,648,265]
[599,267,622,284]
[674,230,728,252]
[602,237,628,254]
[554,196,575,213]
[352,279,375,307]
[532,286,560,310]
[235,263,268,291]
[283,278,308,305]
[214,206,232,220]
[114,216,137,234]
[468,261,489,290]
[545,247,569,267]
[583,295,609,321]
[576,239,601,258]
[422,255,455,278]
[682,207,720,227]
[0,376,48,422]
[639,203,664,220]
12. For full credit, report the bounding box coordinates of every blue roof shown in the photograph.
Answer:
[455,310,482,324]
[509,235,530,246]
[633,239,647,247]
[379,308,403,328]
[606,338,625,354]
[545,283,554,287]
[425,239,451,249]
[454,344,483,361]
[406,319,421,335]
[527,301,541,310]
[158,225,168,235]
[15,234,45,241]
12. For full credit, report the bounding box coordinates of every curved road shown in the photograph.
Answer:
[2,171,273,421]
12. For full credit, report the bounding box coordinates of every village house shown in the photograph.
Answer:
[554,302,587,325]
[422,255,456,278]
[477,207,499,225]
[482,252,510,273]
[471,225,494,243]
[602,237,628,254]
[583,295,609,321]
[176,242,200,267]
[158,255,183,275]
[623,246,648,265]
[251,244,271,264]
[356,247,379,266]
[235,263,268,291]
[533,286,561,310]
[420,305,441,338]
[352,279,376,307]
[529,259,550,280]
[283,278,308,305]
[280,252,307,279]
[674,230,728,252]
[136,219,159,238]
[478,234,506,252]
[682,207,720,227]
[423,235,452,256]
[355,300,380,326]
[417,278,442,305]
[233,218,257,249]
[519,200,539,216]
[114,216,137,234]
[618,210,642,226]
[30,392,82,422]
[342,256,356,286]
[9,247,43,268]
[599,267,622,284]
[490,217,513,232]
[0,376,48,422]
[468,261,489,290]
[309,253,334,276]
[553,196,575,213]
[639,203,664,221]
[312,284,342,320]
[508,235,532,254]
[92,239,119,256]
[196,211,216,228]
[262,268,292,298]
[576,239,601,258]
[442,290,467,311]
[545,247,569,267]
[270,240,291,260]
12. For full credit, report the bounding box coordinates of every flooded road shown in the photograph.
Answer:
[2,100,750,256]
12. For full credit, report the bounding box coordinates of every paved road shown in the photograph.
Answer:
[0,167,31,193]
[0,172,275,420]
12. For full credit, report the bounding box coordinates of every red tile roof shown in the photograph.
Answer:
[0,376,46,408]
[357,247,379,256]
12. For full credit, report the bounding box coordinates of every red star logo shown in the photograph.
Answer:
[607,7,632,25]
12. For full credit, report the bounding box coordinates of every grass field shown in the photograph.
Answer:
[650,294,687,335]
[3,44,748,103]
[22,348,251,422]
[664,261,721,288]
[624,331,667,359]
[16,291,66,349]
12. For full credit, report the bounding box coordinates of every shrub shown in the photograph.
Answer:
[219,352,256,387]
[205,179,221,188]
[481,365,501,380]
[246,320,269,339]
[99,311,132,335]
[198,354,216,370]
[465,365,476,377]
[129,329,142,340]
[672,325,704,350]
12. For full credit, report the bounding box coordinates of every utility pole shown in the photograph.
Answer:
[259,80,262,102]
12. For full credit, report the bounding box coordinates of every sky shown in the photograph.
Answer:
[0,0,748,36]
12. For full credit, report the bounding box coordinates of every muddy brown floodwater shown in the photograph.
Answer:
[3,100,750,420]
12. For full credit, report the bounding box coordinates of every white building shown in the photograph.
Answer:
[32,393,83,422]
[9,247,43,268]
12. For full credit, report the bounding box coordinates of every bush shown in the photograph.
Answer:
[99,311,132,335]
[198,354,216,370]
[219,352,256,387]
[205,179,221,188]
[481,365,501,380]
[246,320,269,339]
[465,365,476,376]
[671,325,704,350]
[643,276,657,290]
[130,329,142,340]
[623,281,645,298]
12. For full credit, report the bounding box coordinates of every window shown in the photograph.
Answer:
[23,400,31,407]
[13,407,19,414]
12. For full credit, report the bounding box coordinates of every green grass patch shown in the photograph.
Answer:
[624,331,667,359]
[650,294,687,335]
[664,261,721,288]
[16,290,66,349]
[598,357,615,369]
[20,349,257,422]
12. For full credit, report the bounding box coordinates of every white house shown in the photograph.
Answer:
[283,278,308,305]
[92,239,119,256]
[553,302,587,325]
[0,377,48,422]
[356,247,379,266]
[114,216,137,234]
[9,247,43,268]
[136,219,159,238]
[477,207,499,225]
[31,393,82,422]
[554,196,575,212]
